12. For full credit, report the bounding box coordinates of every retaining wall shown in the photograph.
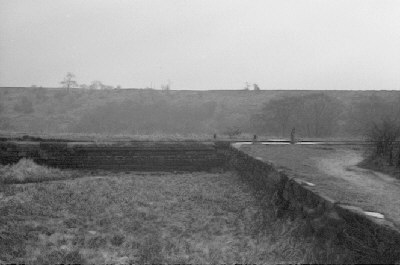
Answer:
[0,141,224,171]
[222,144,400,264]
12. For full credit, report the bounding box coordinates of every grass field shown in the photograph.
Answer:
[0,165,348,264]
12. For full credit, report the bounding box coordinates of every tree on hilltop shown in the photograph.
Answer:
[60,72,78,92]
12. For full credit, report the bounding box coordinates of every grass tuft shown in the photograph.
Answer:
[0,158,79,184]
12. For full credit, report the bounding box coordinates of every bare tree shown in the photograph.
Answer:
[260,96,299,136]
[255,94,343,137]
[299,94,343,137]
[366,117,400,158]
[60,72,78,92]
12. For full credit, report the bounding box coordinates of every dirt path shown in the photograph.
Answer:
[315,149,399,190]
[313,149,400,224]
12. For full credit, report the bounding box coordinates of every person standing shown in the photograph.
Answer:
[290,127,296,144]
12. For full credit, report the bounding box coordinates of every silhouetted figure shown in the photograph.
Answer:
[213,133,217,140]
[253,134,257,144]
[290,127,296,144]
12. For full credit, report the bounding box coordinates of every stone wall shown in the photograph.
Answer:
[0,141,224,171]
[222,144,400,264]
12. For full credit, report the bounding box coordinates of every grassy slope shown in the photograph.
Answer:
[1,87,399,134]
[0,169,349,264]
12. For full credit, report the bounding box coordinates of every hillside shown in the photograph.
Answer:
[0,87,399,138]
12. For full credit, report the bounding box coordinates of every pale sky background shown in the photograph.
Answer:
[1,0,400,90]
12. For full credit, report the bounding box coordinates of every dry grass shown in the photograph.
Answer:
[0,170,347,264]
[0,158,80,184]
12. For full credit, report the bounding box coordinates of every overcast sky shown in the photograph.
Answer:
[1,0,400,90]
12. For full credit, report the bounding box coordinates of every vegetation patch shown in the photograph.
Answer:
[0,171,347,264]
[0,158,80,184]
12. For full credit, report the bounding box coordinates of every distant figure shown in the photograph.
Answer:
[290,127,296,144]
[213,133,217,140]
[253,134,257,144]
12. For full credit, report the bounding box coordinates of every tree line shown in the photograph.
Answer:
[1,87,399,144]
[251,93,400,139]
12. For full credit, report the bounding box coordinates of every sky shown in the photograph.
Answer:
[1,0,400,90]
